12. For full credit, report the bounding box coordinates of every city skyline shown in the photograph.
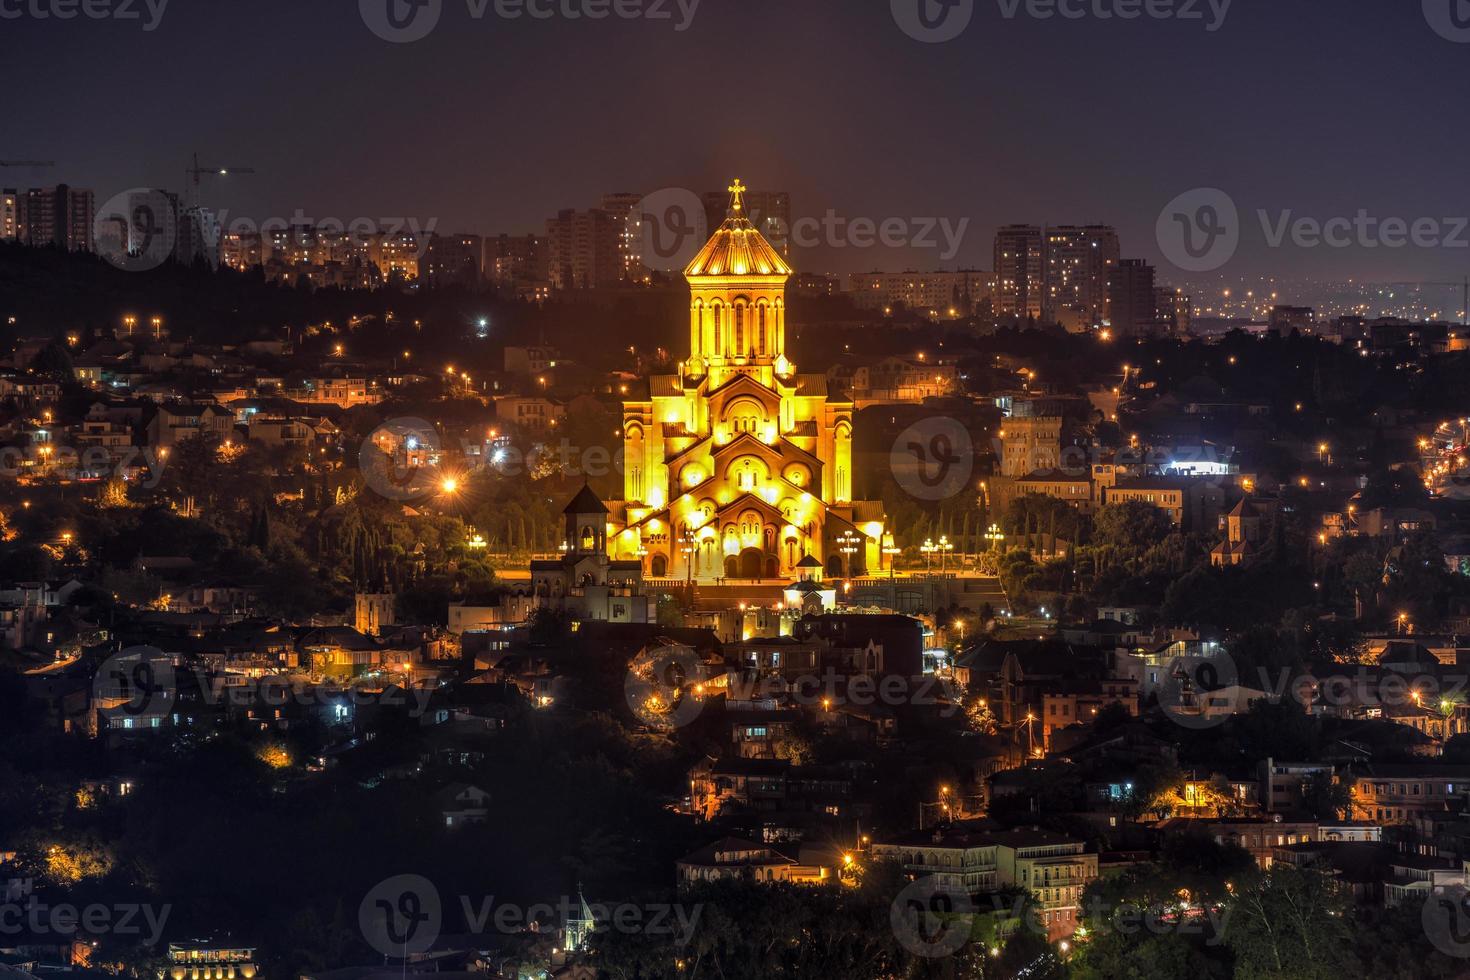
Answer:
[8,1,1470,281]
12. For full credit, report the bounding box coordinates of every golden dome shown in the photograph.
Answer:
[684,179,793,279]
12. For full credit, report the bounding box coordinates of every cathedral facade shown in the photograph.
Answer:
[606,181,888,583]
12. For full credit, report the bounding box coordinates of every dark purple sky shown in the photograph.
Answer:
[9,0,1470,284]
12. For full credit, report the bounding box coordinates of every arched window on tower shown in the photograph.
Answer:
[734,305,745,357]
[712,303,723,354]
[758,304,768,356]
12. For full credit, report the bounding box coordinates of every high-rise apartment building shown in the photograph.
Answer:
[601,193,645,282]
[703,189,790,258]
[424,233,484,287]
[1043,225,1119,331]
[488,233,550,289]
[993,224,1043,321]
[546,208,622,290]
[846,270,996,318]
[1,189,19,241]
[175,206,221,268]
[1106,259,1161,338]
[1157,287,1194,337]
[23,185,95,251]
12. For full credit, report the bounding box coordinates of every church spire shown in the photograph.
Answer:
[727,178,747,217]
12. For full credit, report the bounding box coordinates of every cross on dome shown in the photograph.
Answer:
[727,178,747,214]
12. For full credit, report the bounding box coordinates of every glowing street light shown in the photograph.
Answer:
[986,523,1005,551]
[882,534,901,580]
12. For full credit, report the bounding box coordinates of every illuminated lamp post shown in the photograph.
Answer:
[838,530,861,580]
[882,534,901,581]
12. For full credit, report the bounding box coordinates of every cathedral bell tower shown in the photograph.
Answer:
[683,179,796,390]
[564,484,609,556]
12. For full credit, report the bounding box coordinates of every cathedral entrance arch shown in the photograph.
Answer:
[650,555,667,577]
[739,548,764,579]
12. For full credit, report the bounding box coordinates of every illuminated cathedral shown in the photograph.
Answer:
[607,180,888,582]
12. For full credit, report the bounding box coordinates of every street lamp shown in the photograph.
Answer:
[838,530,861,579]
[921,538,937,574]
[938,535,954,574]
[882,534,901,581]
[681,530,698,590]
[986,523,1005,551]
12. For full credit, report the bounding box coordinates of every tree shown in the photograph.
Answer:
[1300,770,1351,821]
[1227,865,1358,978]
[1092,500,1172,554]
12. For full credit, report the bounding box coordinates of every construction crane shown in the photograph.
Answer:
[185,151,254,207]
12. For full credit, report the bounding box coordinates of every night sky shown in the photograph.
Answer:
[9,0,1470,283]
